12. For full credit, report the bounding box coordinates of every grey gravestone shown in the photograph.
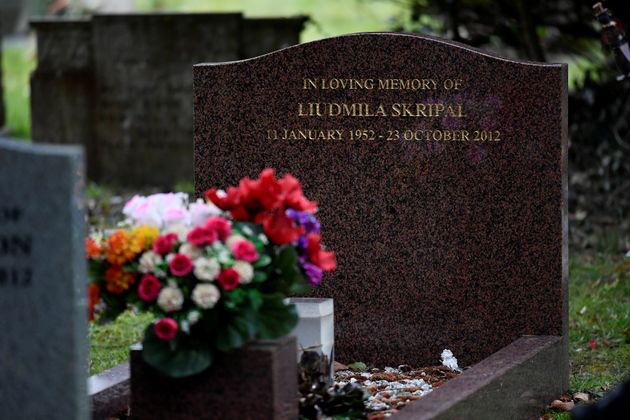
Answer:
[0,0,30,36]
[0,138,88,419]
[30,13,306,187]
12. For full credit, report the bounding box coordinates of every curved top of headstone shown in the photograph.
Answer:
[195,32,564,69]
[193,32,567,368]
[0,136,82,157]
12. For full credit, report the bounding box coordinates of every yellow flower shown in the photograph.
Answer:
[131,225,160,252]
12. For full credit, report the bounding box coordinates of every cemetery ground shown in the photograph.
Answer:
[87,184,630,416]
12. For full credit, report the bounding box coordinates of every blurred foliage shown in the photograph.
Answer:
[1,40,35,139]
[134,0,408,42]
[384,0,630,251]
[569,75,630,252]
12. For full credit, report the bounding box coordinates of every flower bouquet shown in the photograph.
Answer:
[86,169,335,378]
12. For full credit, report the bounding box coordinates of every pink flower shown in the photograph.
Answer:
[169,254,193,277]
[204,216,232,241]
[154,318,178,341]
[217,268,240,291]
[231,240,259,262]
[138,274,161,301]
[190,200,221,226]
[163,207,188,227]
[186,226,218,247]
[153,233,178,255]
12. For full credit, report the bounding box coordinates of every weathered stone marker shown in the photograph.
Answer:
[193,34,568,378]
[0,138,88,419]
[30,13,306,187]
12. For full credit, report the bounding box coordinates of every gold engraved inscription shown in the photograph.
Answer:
[267,77,501,143]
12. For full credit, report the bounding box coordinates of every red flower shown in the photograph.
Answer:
[239,168,283,213]
[217,268,240,291]
[263,211,303,244]
[205,186,241,211]
[306,233,337,271]
[279,174,317,212]
[588,339,597,350]
[231,240,259,262]
[138,274,162,301]
[152,233,178,255]
[204,216,232,241]
[154,318,178,341]
[87,283,100,321]
[186,226,218,247]
[169,254,193,277]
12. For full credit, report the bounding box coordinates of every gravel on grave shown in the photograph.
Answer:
[334,364,461,419]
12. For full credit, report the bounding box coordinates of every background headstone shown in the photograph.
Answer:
[0,137,88,419]
[0,0,30,36]
[30,13,307,187]
[193,34,568,372]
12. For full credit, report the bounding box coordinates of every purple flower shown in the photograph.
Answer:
[299,256,323,287]
[286,209,320,234]
[303,261,323,287]
[297,235,308,250]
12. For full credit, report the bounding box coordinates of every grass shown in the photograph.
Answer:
[568,253,630,394]
[1,39,36,139]
[89,310,154,375]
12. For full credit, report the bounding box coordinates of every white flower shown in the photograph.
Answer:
[189,199,221,226]
[123,193,191,228]
[157,284,184,312]
[440,349,461,372]
[165,224,190,242]
[187,310,201,325]
[232,261,254,284]
[179,243,203,259]
[138,251,163,274]
[226,234,245,249]
[123,195,162,227]
[191,284,220,309]
[194,257,220,281]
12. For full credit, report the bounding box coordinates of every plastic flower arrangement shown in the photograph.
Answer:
[86,169,336,377]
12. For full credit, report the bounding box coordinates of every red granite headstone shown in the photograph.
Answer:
[193,33,568,370]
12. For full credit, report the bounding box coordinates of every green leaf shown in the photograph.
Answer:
[261,246,309,295]
[256,294,298,339]
[142,325,212,378]
[245,288,263,311]
[347,362,368,371]
[253,254,271,268]
[215,310,257,352]
[223,289,246,311]
[253,271,268,283]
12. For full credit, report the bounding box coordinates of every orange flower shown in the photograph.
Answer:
[105,230,137,265]
[104,265,136,294]
[85,238,102,259]
[87,283,100,321]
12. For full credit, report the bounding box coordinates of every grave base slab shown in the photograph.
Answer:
[393,335,567,420]
[129,336,297,420]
